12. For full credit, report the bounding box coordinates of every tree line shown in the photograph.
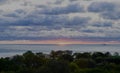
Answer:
[0,50,120,73]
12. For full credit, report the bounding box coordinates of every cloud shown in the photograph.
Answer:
[54,0,64,4]
[92,21,113,27]
[0,0,120,42]
[69,0,78,2]
[15,9,26,14]
[101,11,120,20]
[35,5,47,8]
[66,16,90,26]
[0,0,8,5]
[88,2,115,12]
[0,11,90,26]
[38,3,84,15]
[3,13,19,18]
[0,24,120,42]
[0,9,3,12]
[0,21,117,41]
[87,2,120,20]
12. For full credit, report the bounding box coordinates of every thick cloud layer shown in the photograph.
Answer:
[0,0,120,42]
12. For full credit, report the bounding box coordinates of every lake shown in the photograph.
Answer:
[0,44,120,57]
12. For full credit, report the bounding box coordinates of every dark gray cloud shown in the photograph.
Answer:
[88,2,115,12]
[0,10,3,13]
[101,11,120,20]
[0,0,6,2]
[38,3,84,15]
[35,5,47,8]
[88,2,120,20]
[54,0,64,4]
[0,2,89,26]
[1,13,90,27]
[92,21,113,27]
[15,9,26,14]
[0,0,8,4]
[82,29,95,33]
[3,13,19,18]
[67,16,90,26]
[69,0,78,2]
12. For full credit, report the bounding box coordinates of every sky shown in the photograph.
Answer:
[0,0,120,44]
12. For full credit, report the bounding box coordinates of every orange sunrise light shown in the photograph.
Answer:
[57,42,71,46]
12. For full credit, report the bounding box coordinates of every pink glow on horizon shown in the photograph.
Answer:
[0,39,119,44]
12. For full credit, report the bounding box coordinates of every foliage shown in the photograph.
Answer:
[0,50,120,73]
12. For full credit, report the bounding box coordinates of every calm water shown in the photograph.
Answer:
[0,44,120,57]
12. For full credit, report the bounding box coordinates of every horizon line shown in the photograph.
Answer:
[0,39,119,44]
